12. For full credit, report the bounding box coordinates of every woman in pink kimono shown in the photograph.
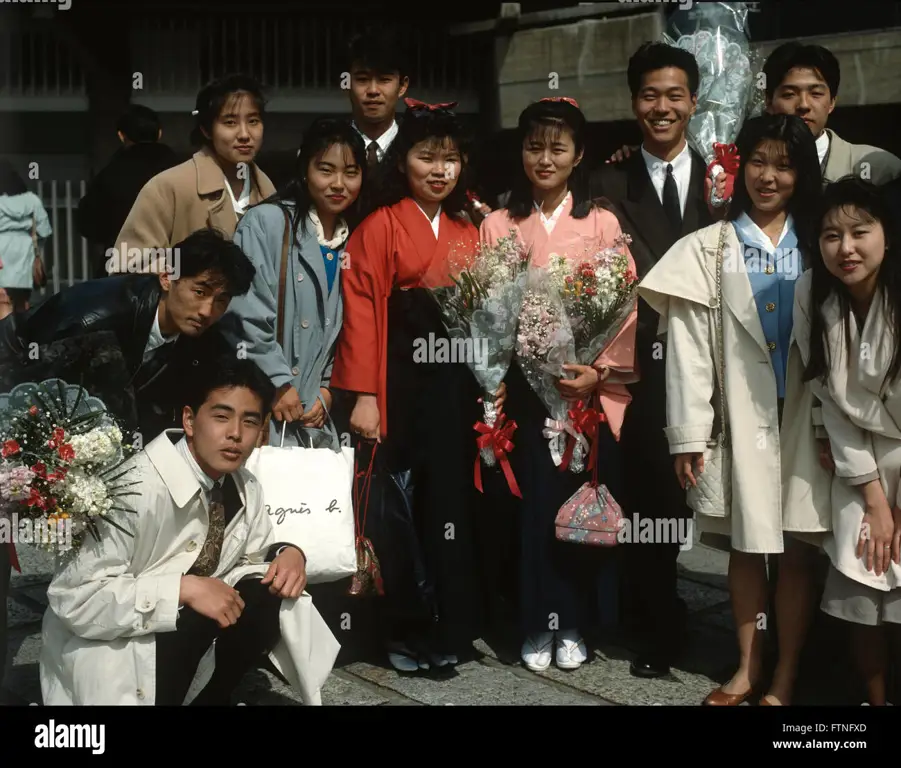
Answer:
[480,98,637,672]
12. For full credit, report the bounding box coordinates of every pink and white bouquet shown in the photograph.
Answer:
[0,379,139,562]
[426,232,531,496]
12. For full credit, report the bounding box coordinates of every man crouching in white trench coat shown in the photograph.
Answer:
[39,357,340,705]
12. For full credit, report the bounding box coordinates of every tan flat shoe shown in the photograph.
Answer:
[703,686,755,706]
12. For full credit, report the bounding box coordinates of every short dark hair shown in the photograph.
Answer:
[346,28,409,79]
[726,113,822,251]
[173,228,256,297]
[190,73,267,148]
[117,105,161,144]
[763,42,840,101]
[0,160,27,196]
[186,356,275,416]
[627,42,700,98]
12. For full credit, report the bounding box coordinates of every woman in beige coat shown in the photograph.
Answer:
[639,114,832,706]
[795,177,901,705]
[109,74,275,275]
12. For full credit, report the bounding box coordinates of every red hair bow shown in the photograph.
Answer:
[539,96,580,108]
[404,97,457,112]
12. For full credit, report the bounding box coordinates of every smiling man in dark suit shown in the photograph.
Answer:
[590,41,719,679]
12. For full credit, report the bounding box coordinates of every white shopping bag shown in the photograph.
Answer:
[244,424,356,584]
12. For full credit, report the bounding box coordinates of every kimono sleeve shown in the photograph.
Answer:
[331,213,393,395]
[222,207,294,389]
[45,474,181,642]
[792,276,879,485]
[661,297,716,454]
[109,177,175,273]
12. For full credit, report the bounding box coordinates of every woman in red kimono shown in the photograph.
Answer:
[480,98,638,673]
[331,98,503,672]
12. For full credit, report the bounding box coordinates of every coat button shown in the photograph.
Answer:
[301,320,309,329]
[326,252,334,261]
[764,265,775,275]
[766,302,776,312]
[142,600,151,609]
[297,274,304,281]
[136,689,145,699]
[767,341,777,351]
[187,541,197,551]
[325,319,331,326]
[291,367,299,376]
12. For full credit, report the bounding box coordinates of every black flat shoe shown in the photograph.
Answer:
[630,653,671,679]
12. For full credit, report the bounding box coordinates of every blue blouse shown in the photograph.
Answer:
[320,244,340,294]
[732,213,802,399]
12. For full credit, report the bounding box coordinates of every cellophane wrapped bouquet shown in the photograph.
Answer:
[541,235,639,472]
[663,1,765,206]
[0,379,139,560]
[427,232,531,469]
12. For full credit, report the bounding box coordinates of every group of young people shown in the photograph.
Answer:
[3,29,901,707]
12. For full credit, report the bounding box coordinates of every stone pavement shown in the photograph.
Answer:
[2,539,856,706]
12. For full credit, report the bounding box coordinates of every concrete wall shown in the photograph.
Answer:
[495,12,901,129]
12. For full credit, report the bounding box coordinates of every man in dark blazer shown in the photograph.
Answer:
[590,42,722,679]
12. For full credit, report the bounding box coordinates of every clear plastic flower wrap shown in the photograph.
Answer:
[425,232,530,476]
[662,2,766,206]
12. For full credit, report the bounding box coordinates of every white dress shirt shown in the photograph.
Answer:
[352,119,398,162]
[176,435,222,498]
[142,308,179,363]
[641,141,692,215]
[816,131,830,167]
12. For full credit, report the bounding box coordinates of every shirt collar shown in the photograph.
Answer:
[149,308,179,350]
[225,172,252,215]
[734,211,795,256]
[352,119,398,156]
[175,435,222,496]
[815,130,830,166]
[640,140,691,175]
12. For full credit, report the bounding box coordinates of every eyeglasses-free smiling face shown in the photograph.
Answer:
[404,136,462,207]
[307,142,363,218]
[522,122,582,192]
[632,66,696,148]
[819,204,887,294]
[203,91,264,167]
[744,139,797,214]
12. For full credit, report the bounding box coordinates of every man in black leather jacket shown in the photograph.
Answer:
[0,228,256,443]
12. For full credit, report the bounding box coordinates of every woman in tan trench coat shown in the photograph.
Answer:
[639,114,832,707]
[108,74,275,275]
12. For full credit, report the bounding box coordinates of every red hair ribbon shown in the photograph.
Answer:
[474,413,522,499]
[560,398,605,473]
[539,96,580,108]
[707,142,741,200]
[8,543,20,573]
[404,97,457,112]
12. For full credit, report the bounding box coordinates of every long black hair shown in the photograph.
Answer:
[505,98,593,220]
[257,118,368,245]
[803,176,901,389]
[726,113,822,253]
[189,73,267,149]
[0,161,27,196]
[370,99,473,217]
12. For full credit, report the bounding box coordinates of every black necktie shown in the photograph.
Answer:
[367,142,379,169]
[663,163,681,231]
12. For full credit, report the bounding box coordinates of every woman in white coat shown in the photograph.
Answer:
[794,177,901,705]
[639,114,832,706]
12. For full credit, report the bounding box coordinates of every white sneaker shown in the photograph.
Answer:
[555,630,587,670]
[521,631,554,672]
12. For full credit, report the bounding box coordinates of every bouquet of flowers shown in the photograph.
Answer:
[662,2,765,206]
[0,379,139,564]
[426,231,531,496]
[545,235,639,472]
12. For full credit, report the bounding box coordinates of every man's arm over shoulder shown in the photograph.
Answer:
[46,460,181,642]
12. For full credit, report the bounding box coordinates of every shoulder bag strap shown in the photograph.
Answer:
[276,207,291,350]
[713,220,729,446]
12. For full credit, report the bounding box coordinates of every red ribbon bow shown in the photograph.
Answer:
[539,96,580,108]
[560,399,605,473]
[405,97,458,112]
[474,413,522,498]
[707,142,740,200]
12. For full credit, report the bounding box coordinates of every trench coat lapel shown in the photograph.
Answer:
[717,223,770,356]
[193,146,271,235]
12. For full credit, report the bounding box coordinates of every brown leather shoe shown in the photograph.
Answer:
[703,686,755,706]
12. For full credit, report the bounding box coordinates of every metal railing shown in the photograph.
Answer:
[0,25,86,96]
[29,180,90,300]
